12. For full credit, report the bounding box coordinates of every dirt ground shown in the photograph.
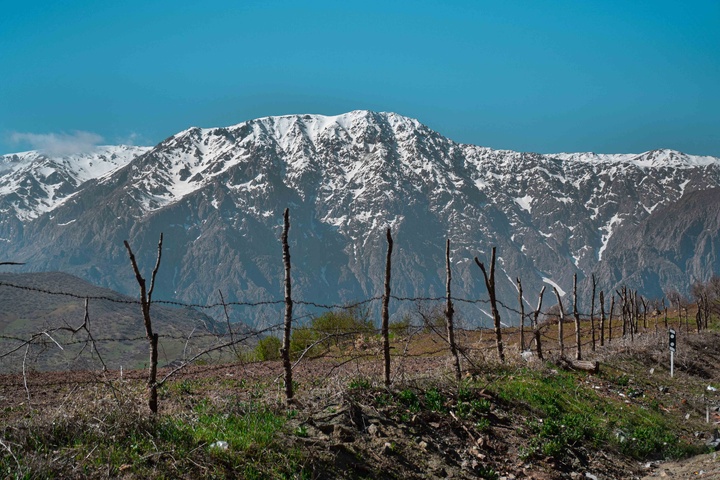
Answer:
[642,452,720,479]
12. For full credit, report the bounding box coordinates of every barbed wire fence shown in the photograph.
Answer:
[0,210,707,413]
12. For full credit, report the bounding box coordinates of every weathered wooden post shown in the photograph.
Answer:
[280,209,294,403]
[553,287,565,358]
[573,274,581,361]
[533,286,546,360]
[445,239,461,380]
[475,247,504,363]
[517,277,525,352]
[123,233,163,414]
[590,274,596,352]
[382,229,393,386]
[599,290,606,347]
[608,295,615,343]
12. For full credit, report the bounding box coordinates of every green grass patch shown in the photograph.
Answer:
[485,366,700,463]
[1,402,309,479]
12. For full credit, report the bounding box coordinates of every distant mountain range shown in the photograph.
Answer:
[1,111,718,327]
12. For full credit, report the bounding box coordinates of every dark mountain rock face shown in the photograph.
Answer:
[1,111,719,326]
[590,187,720,300]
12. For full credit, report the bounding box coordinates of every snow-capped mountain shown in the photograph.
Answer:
[0,145,150,241]
[1,111,718,325]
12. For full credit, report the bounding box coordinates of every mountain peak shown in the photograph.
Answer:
[0,145,150,220]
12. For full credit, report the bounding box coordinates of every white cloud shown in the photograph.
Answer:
[9,131,104,155]
[115,132,147,147]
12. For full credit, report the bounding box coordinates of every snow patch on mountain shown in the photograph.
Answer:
[0,145,149,220]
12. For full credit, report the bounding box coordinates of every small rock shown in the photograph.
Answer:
[707,429,720,450]
[628,389,644,398]
[380,441,394,456]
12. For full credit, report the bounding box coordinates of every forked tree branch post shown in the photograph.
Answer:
[475,247,504,363]
[381,228,393,386]
[445,239,461,381]
[123,233,163,414]
[280,209,294,403]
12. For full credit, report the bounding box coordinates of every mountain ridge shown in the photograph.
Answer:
[1,111,719,325]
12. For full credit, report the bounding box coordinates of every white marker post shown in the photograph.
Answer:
[669,328,676,378]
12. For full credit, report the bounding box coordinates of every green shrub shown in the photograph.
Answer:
[389,315,412,338]
[254,336,282,361]
[290,307,374,359]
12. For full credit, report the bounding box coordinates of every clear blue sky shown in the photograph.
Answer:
[1,0,719,156]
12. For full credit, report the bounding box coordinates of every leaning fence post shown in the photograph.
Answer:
[280,209,294,403]
[445,239,461,381]
[123,233,163,414]
[382,228,393,386]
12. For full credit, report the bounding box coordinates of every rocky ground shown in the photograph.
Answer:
[1,330,719,479]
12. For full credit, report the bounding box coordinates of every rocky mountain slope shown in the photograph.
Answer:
[1,111,718,326]
[0,145,149,240]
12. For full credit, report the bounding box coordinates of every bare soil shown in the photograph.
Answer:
[2,331,719,479]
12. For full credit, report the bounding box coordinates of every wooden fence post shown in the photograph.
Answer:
[590,274,596,352]
[475,247,504,363]
[382,229,393,386]
[445,239,461,381]
[123,233,163,414]
[599,290,606,347]
[517,277,525,352]
[608,295,615,343]
[280,209,294,403]
[552,287,565,358]
[573,274,581,361]
[533,286,546,360]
